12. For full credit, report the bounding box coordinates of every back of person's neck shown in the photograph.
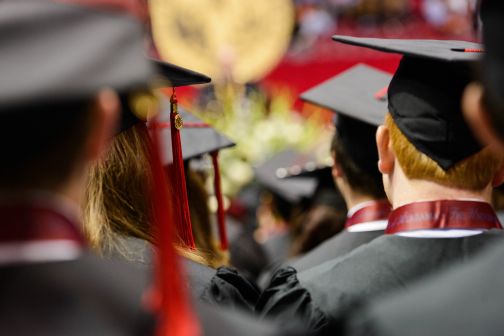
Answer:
[389,177,492,209]
[345,193,382,214]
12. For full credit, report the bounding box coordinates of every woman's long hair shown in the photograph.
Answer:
[83,123,207,265]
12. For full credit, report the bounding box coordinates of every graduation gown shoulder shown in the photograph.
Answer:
[196,301,306,336]
[0,251,154,336]
[288,229,383,273]
[110,236,260,311]
[257,230,383,289]
[345,241,504,336]
[257,230,504,332]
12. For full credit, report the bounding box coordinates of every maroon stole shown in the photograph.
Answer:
[385,200,502,234]
[0,203,85,245]
[345,200,392,229]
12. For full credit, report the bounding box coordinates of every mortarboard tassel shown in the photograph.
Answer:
[149,116,200,336]
[210,150,228,250]
[169,90,196,249]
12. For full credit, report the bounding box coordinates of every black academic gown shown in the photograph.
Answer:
[287,229,384,273]
[256,230,504,331]
[345,241,504,336]
[0,252,154,336]
[196,301,305,336]
[257,230,383,289]
[111,236,260,312]
[262,232,293,267]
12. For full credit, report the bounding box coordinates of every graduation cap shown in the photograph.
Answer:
[480,0,504,139]
[156,107,235,250]
[0,0,154,111]
[126,61,210,250]
[119,60,211,133]
[279,159,347,211]
[332,36,483,170]
[301,64,391,178]
[255,149,317,206]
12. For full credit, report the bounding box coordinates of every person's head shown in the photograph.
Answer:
[0,1,152,200]
[330,122,386,204]
[376,57,504,205]
[300,64,391,206]
[463,1,504,150]
[84,122,154,252]
[0,93,119,200]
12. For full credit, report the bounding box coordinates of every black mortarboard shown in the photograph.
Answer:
[159,107,235,163]
[279,162,346,210]
[480,1,504,138]
[119,60,211,133]
[255,149,317,204]
[301,64,391,177]
[0,1,154,110]
[332,36,483,170]
[157,107,234,250]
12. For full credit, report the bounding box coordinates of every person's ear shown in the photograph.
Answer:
[86,89,120,161]
[492,159,504,187]
[376,125,394,174]
[331,151,344,179]
[463,82,503,149]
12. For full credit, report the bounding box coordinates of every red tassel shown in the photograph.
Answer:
[149,115,200,336]
[169,90,196,249]
[210,150,228,250]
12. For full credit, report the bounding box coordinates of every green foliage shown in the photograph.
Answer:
[191,83,331,196]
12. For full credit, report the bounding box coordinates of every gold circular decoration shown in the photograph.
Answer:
[149,0,294,83]
[174,113,184,130]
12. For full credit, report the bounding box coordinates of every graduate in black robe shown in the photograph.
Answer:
[325,3,504,335]
[256,38,504,332]
[342,241,504,336]
[285,166,347,258]
[98,99,261,312]
[280,64,393,274]
[254,149,318,269]
[0,2,156,334]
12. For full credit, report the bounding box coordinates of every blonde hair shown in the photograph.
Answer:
[83,123,211,266]
[83,124,154,255]
[186,168,229,268]
[386,113,504,191]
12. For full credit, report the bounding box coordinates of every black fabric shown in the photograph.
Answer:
[104,236,260,310]
[331,36,482,62]
[229,223,270,282]
[152,60,211,87]
[0,1,153,110]
[262,232,293,267]
[255,149,317,203]
[299,64,389,178]
[300,64,391,126]
[256,267,328,332]
[330,36,483,170]
[201,267,260,313]
[183,258,216,297]
[119,93,142,133]
[288,229,384,273]
[257,230,504,332]
[196,300,306,336]
[258,230,383,289]
[388,57,481,169]
[119,66,212,134]
[0,252,154,336]
[285,167,345,210]
[346,241,504,336]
